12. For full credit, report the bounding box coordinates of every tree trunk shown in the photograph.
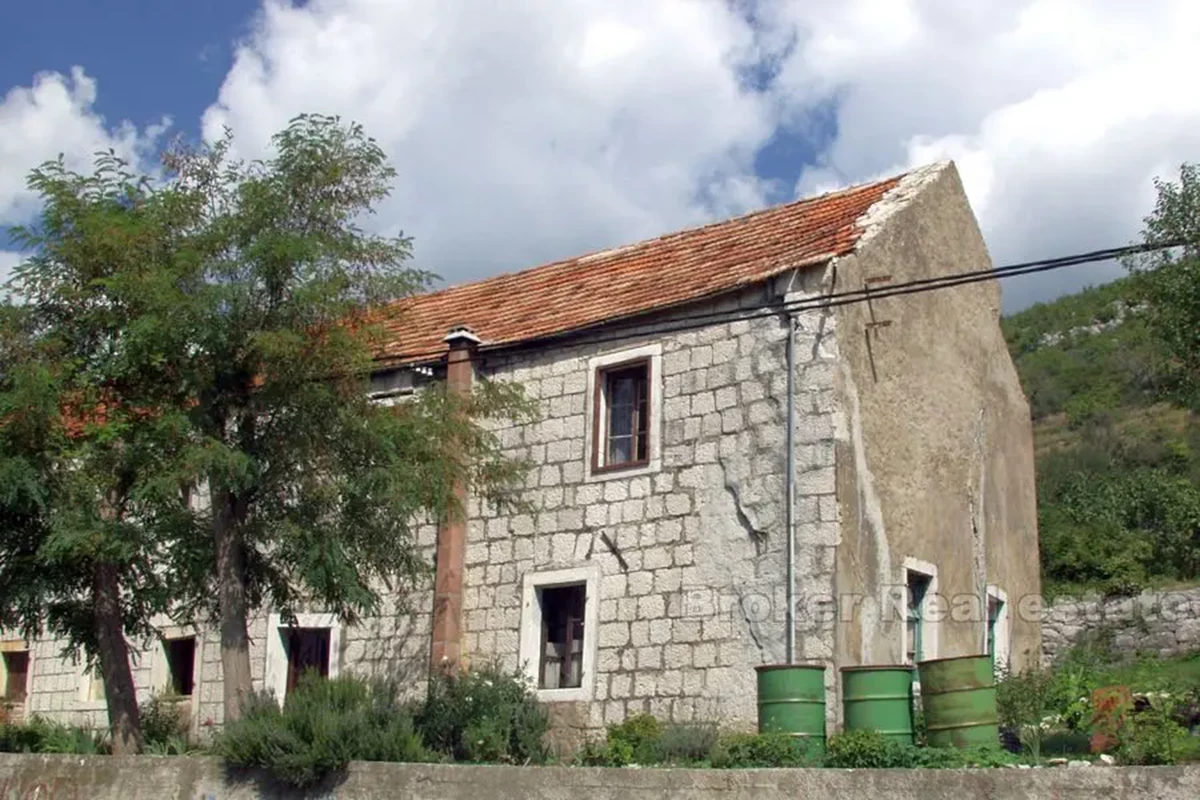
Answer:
[92,560,142,755]
[213,487,253,723]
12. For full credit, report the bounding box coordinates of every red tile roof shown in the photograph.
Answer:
[374,171,905,364]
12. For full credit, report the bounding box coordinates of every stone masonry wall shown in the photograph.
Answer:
[459,274,840,743]
[1042,587,1200,664]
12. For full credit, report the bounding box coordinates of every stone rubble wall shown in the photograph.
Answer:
[1041,587,1200,664]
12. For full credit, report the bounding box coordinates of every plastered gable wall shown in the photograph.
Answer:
[830,162,1041,681]
[458,275,840,740]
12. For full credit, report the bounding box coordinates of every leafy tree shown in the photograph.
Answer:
[1126,162,1200,410]
[0,155,199,753]
[147,114,534,722]
[2,114,534,738]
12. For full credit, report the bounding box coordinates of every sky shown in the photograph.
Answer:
[1,0,1198,314]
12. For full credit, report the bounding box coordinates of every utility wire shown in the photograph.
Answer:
[380,239,1186,366]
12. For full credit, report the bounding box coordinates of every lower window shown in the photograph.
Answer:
[2,650,29,721]
[285,628,331,696]
[164,637,196,697]
[539,584,586,690]
[519,566,600,702]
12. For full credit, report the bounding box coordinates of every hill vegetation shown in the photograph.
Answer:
[1003,276,1200,598]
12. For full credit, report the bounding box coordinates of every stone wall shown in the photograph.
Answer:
[1042,587,1200,664]
[3,755,1199,800]
[462,274,839,743]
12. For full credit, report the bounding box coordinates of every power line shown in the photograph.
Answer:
[380,239,1184,367]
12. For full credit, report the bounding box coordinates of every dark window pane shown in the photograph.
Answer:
[539,584,586,690]
[165,638,196,696]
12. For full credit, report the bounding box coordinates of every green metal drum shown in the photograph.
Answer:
[755,664,827,749]
[917,654,1000,748]
[841,666,915,744]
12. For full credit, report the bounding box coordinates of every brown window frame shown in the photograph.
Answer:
[591,357,652,475]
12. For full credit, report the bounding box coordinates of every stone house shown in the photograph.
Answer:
[1,160,1040,743]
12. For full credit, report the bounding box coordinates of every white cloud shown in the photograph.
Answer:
[765,0,1200,309]
[0,67,168,226]
[201,0,777,286]
[2,1,1196,312]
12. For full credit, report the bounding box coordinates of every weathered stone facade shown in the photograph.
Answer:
[2,160,1042,744]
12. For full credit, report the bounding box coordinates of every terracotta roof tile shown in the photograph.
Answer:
[375,171,904,363]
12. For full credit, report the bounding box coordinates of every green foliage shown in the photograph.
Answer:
[0,716,109,755]
[1125,162,1200,411]
[654,722,720,765]
[996,663,1058,760]
[907,745,1020,768]
[1117,697,1190,765]
[139,691,197,755]
[709,732,821,768]
[414,662,549,764]
[604,713,664,765]
[825,730,913,768]
[214,673,429,788]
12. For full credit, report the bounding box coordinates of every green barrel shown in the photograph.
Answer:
[841,666,915,744]
[755,664,827,749]
[917,654,1000,748]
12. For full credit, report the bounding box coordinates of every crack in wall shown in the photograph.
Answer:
[723,480,767,557]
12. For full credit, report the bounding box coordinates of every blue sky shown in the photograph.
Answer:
[1,1,247,138]
[1,1,1196,312]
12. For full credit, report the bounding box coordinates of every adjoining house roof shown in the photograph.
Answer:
[374,170,907,364]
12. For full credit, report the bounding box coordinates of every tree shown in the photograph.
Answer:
[150,114,533,722]
[0,155,199,753]
[2,114,533,738]
[1126,162,1200,410]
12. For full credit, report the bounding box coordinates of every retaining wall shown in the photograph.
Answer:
[1,755,1198,800]
[1042,587,1200,663]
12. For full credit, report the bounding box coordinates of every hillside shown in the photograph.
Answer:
[1001,277,1200,598]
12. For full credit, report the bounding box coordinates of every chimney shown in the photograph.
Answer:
[430,325,479,674]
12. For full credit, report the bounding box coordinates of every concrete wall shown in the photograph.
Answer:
[829,162,1042,676]
[2,755,1199,800]
[1042,587,1200,664]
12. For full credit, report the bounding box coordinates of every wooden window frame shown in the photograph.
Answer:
[591,357,652,475]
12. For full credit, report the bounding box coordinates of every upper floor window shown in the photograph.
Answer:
[593,359,651,472]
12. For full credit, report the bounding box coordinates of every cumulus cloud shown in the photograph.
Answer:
[0,67,168,226]
[201,0,778,287]
[766,0,1200,309]
[1,0,1196,312]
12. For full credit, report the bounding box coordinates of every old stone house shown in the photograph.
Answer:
[1,160,1040,743]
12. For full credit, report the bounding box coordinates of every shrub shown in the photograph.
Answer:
[605,713,663,765]
[825,730,914,769]
[414,662,548,764]
[140,691,195,754]
[996,663,1057,760]
[575,737,634,767]
[1117,696,1189,765]
[910,744,1020,769]
[0,716,109,755]
[215,673,429,788]
[654,722,720,765]
[710,732,821,768]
